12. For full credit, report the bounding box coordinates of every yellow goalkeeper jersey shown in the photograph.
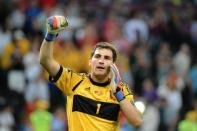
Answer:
[49,66,134,131]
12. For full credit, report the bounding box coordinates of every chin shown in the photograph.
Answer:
[93,70,103,75]
[95,72,109,78]
[95,73,105,77]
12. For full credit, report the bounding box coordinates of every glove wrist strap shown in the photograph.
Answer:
[114,89,125,102]
[45,33,58,41]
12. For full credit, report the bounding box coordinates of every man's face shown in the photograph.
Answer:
[89,48,113,78]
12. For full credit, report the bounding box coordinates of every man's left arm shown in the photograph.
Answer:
[110,64,142,127]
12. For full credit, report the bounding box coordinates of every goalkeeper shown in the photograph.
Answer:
[39,16,142,131]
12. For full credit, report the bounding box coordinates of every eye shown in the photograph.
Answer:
[94,54,101,58]
[104,56,112,60]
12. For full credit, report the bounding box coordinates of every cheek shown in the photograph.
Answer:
[106,61,113,67]
[106,66,110,72]
[89,60,96,68]
[106,62,112,70]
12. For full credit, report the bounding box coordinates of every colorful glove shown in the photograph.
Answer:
[45,16,68,41]
[111,64,125,102]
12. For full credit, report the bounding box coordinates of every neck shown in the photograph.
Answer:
[90,73,110,84]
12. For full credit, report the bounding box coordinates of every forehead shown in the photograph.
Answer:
[94,48,113,56]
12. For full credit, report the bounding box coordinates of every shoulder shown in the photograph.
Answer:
[120,81,133,95]
[63,67,72,72]
[76,72,88,79]
[63,67,88,79]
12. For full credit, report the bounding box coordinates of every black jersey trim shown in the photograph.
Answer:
[72,95,120,121]
[72,80,83,91]
[49,66,63,82]
[89,75,110,86]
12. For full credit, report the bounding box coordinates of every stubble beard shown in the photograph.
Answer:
[92,66,111,82]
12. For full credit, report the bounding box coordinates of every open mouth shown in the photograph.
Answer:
[96,66,105,70]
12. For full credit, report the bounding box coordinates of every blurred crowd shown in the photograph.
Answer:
[0,0,197,131]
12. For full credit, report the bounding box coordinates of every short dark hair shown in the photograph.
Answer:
[91,42,117,62]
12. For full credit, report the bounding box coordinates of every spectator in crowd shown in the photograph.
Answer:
[29,100,52,131]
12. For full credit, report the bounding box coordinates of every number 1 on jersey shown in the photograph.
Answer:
[96,103,101,114]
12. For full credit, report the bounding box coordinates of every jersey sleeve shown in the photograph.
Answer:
[121,83,134,103]
[49,66,83,95]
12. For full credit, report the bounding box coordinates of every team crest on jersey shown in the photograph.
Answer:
[94,90,103,96]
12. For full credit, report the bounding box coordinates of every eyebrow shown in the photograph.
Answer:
[94,53,112,59]
[104,55,112,60]
[94,53,101,57]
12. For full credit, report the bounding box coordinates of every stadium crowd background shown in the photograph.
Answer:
[0,0,197,131]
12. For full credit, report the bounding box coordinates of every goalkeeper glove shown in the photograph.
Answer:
[111,64,125,102]
[45,15,68,41]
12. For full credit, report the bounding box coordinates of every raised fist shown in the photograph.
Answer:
[45,16,68,41]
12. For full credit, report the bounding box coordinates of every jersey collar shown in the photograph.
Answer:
[89,75,111,87]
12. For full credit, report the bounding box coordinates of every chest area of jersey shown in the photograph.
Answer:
[71,80,120,121]
[73,80,116,102]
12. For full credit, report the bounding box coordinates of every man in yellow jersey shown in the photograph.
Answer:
[39,16,142,131]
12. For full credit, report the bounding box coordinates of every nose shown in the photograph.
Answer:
[98,59,104,64]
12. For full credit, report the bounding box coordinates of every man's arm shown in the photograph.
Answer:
[39,40,60,77]
[39,16,68,77]
[110,64,142,127]
[119,99,142,127]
